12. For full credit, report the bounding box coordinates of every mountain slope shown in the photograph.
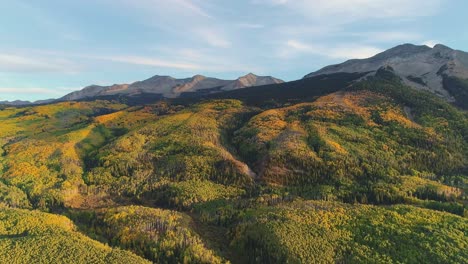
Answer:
[0,206,149,263]
[305,43,468,108]
[198,72,365,106]
[230,200,468,263]
[233,69,467,206]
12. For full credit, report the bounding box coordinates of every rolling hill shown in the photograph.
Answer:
[0,206,149,263]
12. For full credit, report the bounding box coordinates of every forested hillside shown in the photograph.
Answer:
[0,69,466,263]
[0,206,149,263]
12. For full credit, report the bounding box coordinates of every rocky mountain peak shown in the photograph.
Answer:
[192,74,206,81]
[373,43,431,59]
[244,73,257,78]
[221,73,284,91]
[304,43,468,104]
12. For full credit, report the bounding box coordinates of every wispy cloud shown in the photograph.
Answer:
[194,28,231,48]
[284,40,315,53]
[98,54,263,74]
[95,55,202,70]
[0,53,79,73]
[143,46,264,73]
[237,23,265,29]
[351,31,423,43]
[2,47,262,75]
[109,0,234,50]
[255,0,441,22]
[115,0,212,19]
[0,0,455,102]
[327,46,383,60]
[88,52,255,72]
[171,0,212,18]
[422,40,439,48]
[274,25,340,37]
[3,49,201,71]
[279,40,382,60]
[10,1,84,42]
[0,87,77,95]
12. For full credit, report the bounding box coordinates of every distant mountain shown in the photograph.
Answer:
[220,73,283,91]
[304,43,468,108]
[60,73,283,101]
[0,100,31,106]
[0,99,55,106]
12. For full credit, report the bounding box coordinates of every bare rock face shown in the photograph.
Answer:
[304,43,468,103]
[60,73,284,101]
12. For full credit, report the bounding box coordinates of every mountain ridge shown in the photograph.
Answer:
[59,73,283,102]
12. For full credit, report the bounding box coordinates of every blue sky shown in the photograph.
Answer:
[1,0,467,101]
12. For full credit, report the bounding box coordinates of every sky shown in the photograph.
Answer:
[0,0,467,101]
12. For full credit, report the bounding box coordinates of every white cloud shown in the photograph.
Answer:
[98,53,263,74]
[116,0,212,18]
[274,25,340,37]
[422,40,439,48]
[109,0,236,51]
[0,54,79,73]
[177,49,204,60]
[91,50,259,72]
[2,48,261,75]
[285,40,315,53]
[280,40,382,60]
[13,49,202,71]
[194,29,231,48]
[96,55,202,70]
[171,0,212,18]
[328,46,383,60]
[142,46,266,73]
[0,87,77,95]
[353,31,422,43]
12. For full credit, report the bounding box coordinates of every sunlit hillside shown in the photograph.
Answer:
[0,206,149,263]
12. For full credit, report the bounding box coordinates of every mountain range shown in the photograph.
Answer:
[0,99,55,106]
[59,73,283,101]
[3,43,468,110]
[0,73,283,105]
